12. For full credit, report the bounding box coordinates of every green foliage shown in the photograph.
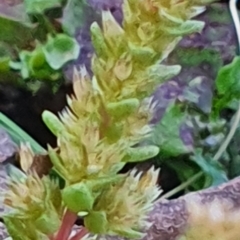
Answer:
[216,56,240,95]
[176,48,222,71]
[1,1,236,240]
[191,150,228,187]
[152,103,191,157]
[62,0,90,36]
[42,34,80,70]
[0,15,33,48]
[0,43,12,72]
[24,0,62,14]
[10,48,60,81]
[0,0,83,93]
[213,56,240,116]
[10,34,80,81]
[166,158,203,190]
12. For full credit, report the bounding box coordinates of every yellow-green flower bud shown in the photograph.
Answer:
[84,167,162,238]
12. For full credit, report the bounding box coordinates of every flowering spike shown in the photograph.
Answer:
[87,168,162,238]
[2,170,62,238]
[2,0,214,239]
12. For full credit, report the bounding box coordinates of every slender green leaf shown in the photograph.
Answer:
[0,112,45,154]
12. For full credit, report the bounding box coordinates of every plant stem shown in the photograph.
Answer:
[55,209,78,240]
[213,103,240,161]
[157,171,204,201]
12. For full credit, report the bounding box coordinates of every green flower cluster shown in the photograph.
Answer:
[1,0,214,239]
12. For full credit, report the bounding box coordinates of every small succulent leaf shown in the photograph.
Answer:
[107,98,140,119]
[43,34,80,70]
[101,10,126,55]
[35,210,60,235]
[160,20,205,36]
[18,51,32,79]
[42,110,65,137]
[108,162,126,174]
[122,146,159,162]
[190,150,228,187]
[128,43,157,65]
[11,46,61,81]
[113,227,144,239]
[84,211,108,234]
[85,175,124,192]
[29,48,46,70]
[90,22,109,59]
[151,103,191,157]
[47,145,68,179]
[62,182,94,212]
[105,123,123,143]
[147,64,181,85]
[24,0,61,14]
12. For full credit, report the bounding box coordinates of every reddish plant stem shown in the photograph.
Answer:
[55,209,78,240]
[69,227,88,240]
